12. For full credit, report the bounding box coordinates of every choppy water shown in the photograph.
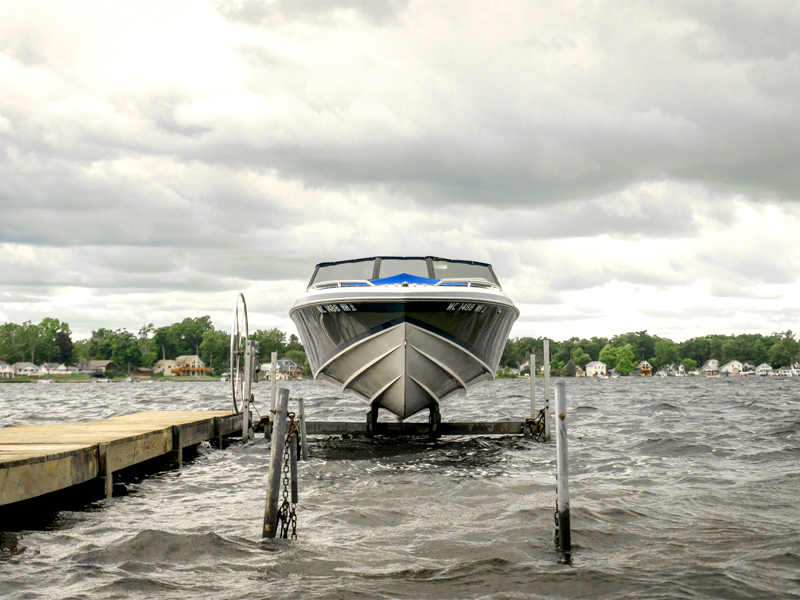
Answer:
[1,377,799,599]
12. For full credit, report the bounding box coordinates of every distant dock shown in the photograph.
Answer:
[0,411,241,507]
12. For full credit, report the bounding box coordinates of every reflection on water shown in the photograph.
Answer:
[1,377,799,599]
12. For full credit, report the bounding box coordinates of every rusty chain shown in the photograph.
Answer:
[277,413,298,539]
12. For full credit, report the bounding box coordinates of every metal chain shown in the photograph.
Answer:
[530,407,546,442]
[277,414,299,539]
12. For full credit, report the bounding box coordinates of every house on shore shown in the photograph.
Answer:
[153,359,179,376]
[701,359,719,375]
[76,360,117,377]
[172,355,211,377]
[636,360,653,376]
[8,362,41,377]
[585,361,607,377]
[0,360,16,379]
[667,362,685,376]
[278,359,302,380]
[720,360,744,375]
[755,363,772,376]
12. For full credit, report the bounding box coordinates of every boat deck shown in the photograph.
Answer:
[0,411,241,507]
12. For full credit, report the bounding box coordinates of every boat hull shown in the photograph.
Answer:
[290,297,518,419]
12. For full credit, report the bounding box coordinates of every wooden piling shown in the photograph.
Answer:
[555,382,571,552]
[98,442,112,498]
[298,398,309,462]
[544,340,551,442]
[270,352,278,412]
[263,387,290,539]
[171,425,182,467]
[529,352,536,419]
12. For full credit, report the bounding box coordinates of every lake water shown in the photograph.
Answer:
[1,377,799,599]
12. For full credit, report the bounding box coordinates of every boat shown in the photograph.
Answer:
[290,256,519,421]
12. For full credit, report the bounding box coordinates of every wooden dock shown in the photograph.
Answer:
[0,411,241,507]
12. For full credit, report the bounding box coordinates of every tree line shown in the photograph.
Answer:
[0,317,310,377]
[501,330,800,375]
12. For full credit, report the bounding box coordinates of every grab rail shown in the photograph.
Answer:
[308,280,376,291]
[309,279,502,292]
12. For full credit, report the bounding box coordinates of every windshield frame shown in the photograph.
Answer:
[309,256,500,287]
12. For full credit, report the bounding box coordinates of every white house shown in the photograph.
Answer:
[636,360,653,376]
[701,359,719,374]
[755,363,772,376]
[585,361,607,377]
[12,362,41,377]
[667,362,685,376]
[0,360,13,379]
[153,359,179,376]
[720,360,743,374]
[773,365,796,377]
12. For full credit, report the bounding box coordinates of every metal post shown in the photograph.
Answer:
[270,351,278,411]
[555,382,571,552]
[242,339,259,441]
[263,387,290,538]
[298,397,309,462]
[529,352,536,419]
[544,340,551,442]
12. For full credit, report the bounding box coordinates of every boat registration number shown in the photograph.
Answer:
[319,304,357,314]
[446,303,487,313]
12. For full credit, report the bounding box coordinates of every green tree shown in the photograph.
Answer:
[55,331,73,364]
[560,359,577,377]
[615,344,637,374]
[767,332,799,368]
[200,330,229,375]
[252,328,287,358]
[570,347,592,370]
[653,340,680,370]
[681,358,697,372]
[599,344,619,367]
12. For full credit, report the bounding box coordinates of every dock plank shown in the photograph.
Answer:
[0,411,241,507]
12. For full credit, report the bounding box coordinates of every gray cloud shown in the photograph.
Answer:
[217,0,409,26]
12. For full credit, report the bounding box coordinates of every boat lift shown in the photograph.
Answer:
[228,294,570,553]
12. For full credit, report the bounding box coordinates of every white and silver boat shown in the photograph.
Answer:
[290,257,519,421]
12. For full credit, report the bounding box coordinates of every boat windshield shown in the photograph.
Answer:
[309,257,500,286]
[313,259,375,284]
[431,260,497,283]
[377,258,429,279]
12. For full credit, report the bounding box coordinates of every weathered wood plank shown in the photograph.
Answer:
[0,410,241,507]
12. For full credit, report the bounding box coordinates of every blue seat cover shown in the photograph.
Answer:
[371,273,440,285]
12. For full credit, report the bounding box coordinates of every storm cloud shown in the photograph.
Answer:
[1,1,799,340]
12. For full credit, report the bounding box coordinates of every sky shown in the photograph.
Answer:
[1,0,799,342]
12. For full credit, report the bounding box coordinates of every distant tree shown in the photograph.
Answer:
[653,340,680,370]
[200,330,229,375]
[681,358,697,372]
[252,328,287,358]
[615,344,637,374]
[55,331,73,364]
[767,333,799,368]
[138,323,155,357]
[21,321,41,363]
[560,359,577,377]
[599,344,619,367]
[570,347,592,370]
